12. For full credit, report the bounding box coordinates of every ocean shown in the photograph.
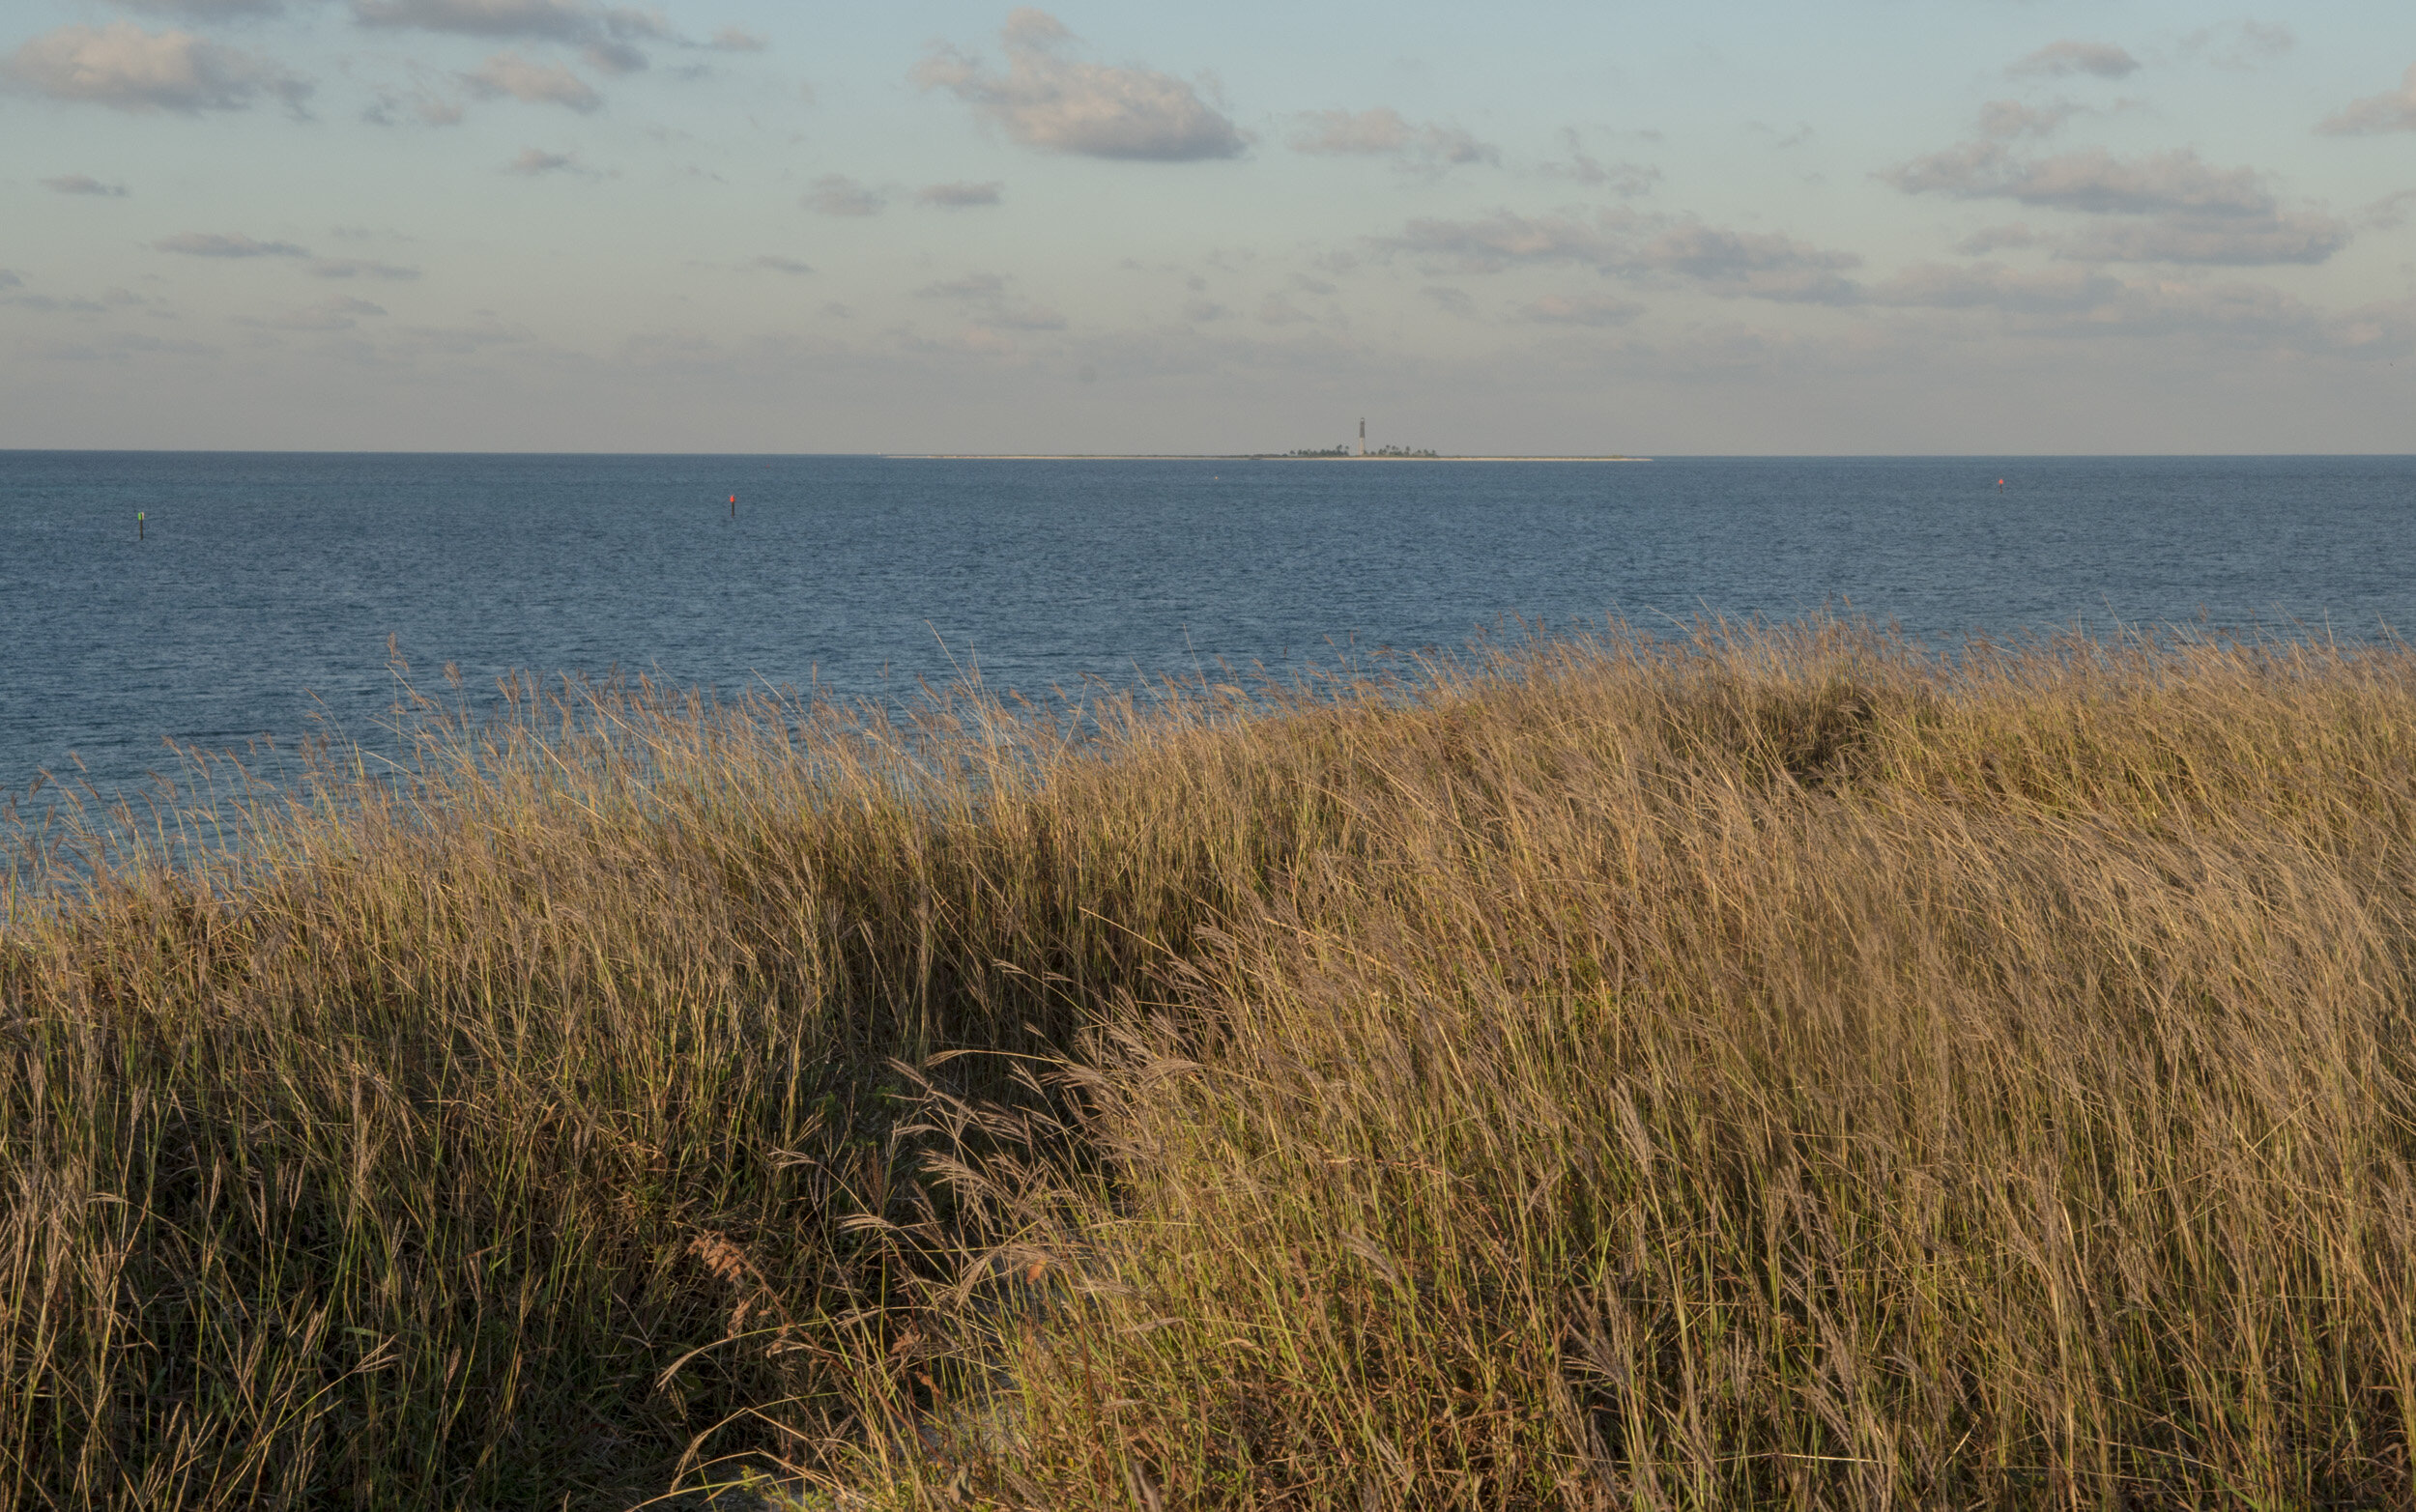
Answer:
[4,451,2413,798]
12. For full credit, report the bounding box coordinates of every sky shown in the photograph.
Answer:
[4,0,2414,454]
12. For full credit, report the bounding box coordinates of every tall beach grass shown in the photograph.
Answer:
[6,619,2416,1508]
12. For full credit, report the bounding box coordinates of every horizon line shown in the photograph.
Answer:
[8,448,2416,460]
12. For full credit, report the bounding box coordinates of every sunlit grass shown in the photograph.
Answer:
[7,618,2416,1508]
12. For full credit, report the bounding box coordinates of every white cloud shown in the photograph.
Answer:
[43,174,129,196]
[240,295,391,331]
[0,280,158,315]
[708,26,766,52]
[915,180,1003,208]
[359,0,603,41]
[2319,64,2416,136]
[1256,292,1310,325]
[1858,263,2415,358]
[918,272,1007,300]
[2180,20,2294,71]
[382,315,532,357]
[917,270,1065,328]
[2053,281,2369,349]
[31,330,219,362]
[1543,129,1658,196]
[1288,106,1408,151]
[111,0,292,15]
[308,257,420,278]
[2009,41,2141,80]
[2056,215,2348,266]
[4,290,109,314]
[156,231,310,257]
[1866,262,2121,315]
[462,51,599,111]
[804,174,883,215]
[1383,209,1859,301]
[913,9,1244,161]
[1890,144,2268,215]
[1629,224,1861,302]
[580,41,646,74]
[1953,223,2036,255]
[1521,293,1643,326]
[983,305,1066,331]
[363,87,465,126]
[1884,140,2349,265]
[2006,150,2274,216]
[1386,210,1632,274]
[1287,107,1497,173]
[357,0,668,74]
[505,146,577,174]
[1,23,310,114]
[1975,99,2078,141]
[2363,189,2416,231]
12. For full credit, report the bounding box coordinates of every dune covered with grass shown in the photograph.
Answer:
[7,619,2416,1509]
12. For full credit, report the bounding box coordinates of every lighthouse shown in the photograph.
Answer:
[1358,417,1366,457]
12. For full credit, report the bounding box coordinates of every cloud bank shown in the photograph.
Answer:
[805,174,884,216]
[352,0,667,74]
[2009,41,2141,80]
[1288,107,1498,173]
[113,0,293,15]
[506,147,577,174]
[913,9,1244,161]
[916,181,1004,208]
[2180,21,2293,70]
[917,269,1067,330]
[1884,136,2348,265]
[462,51,599,111]
[2,23,310,114]
[308,258,420,279]
[240,295,391,331]
[1520,293,1643,326]
[156,231,311,257]
[2319,64,2416,135]
[1385,209,1860,302]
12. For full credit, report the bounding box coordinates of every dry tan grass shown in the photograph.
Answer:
[7,621,2416,1508]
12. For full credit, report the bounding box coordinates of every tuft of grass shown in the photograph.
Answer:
[8,618,2416,1508]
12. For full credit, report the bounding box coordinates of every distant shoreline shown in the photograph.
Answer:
[883,453,1652,462]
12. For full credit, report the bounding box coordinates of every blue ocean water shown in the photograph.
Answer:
[4,451,2413,798]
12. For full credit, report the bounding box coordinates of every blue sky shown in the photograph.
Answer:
[5,1,2413,452]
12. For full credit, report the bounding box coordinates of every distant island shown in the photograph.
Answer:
[1281,442,1439,459]
[1258,446,1646,461]
[889,419,1641,461]
[887,451,1647,462]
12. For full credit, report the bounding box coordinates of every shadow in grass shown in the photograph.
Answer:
[10,615,2416,1509]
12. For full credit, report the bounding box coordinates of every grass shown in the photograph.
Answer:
[6,618,2416,1508]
